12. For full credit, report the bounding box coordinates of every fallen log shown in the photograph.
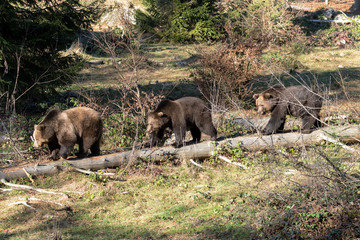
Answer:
[0,125,359,181]
[230,117,298,132]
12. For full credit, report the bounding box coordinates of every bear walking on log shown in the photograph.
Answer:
[32,107,103,160]
[253,85,323,135]
[147,97,217,148]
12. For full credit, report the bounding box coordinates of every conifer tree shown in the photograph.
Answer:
[0,0,102,111]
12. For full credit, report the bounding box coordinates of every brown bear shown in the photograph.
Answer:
[147,97,217,148]
[253,85,322,135]
[32,107,103,160]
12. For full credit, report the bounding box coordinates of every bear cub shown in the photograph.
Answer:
[253,85,322,135]
[147,97,217,148]
[32,107,103,160]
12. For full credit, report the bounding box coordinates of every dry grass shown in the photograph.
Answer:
[76,44,199,89]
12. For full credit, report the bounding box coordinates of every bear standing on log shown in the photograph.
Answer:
[32,107,103,160]
[253,85,323,135]
[147,97,217,148]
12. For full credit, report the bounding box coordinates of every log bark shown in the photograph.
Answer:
[230,117,301,132]
[1,125,359,181]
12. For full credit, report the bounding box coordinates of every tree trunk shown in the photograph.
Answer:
[1,125,359,181]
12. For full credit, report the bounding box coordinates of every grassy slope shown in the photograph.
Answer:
[1,45,360,239]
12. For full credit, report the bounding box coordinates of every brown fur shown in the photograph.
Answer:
[253,85,323,135]
[147,97,217,148]
[33,107,103,159]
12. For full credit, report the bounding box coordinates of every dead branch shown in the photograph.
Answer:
[0,179,68,198]
[189,159,203,168]
[319,133,359,153]
[218,156,248,169]
[25,197,66,208]
[23,168,35,183]
[9,201,36,210]
[8,197,68,212]
[73,167,115,176]
[1,188,13,192]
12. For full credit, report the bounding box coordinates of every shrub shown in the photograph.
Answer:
[192,43,260,109]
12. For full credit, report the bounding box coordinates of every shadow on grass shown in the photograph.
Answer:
[293,11,332,36]
[61,80,202,107]
[4,200,255,240]
[254,67,360,99]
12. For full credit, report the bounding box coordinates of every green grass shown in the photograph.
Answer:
[0,163,255,239]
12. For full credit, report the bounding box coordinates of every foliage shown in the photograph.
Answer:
[0,0,103,112]
[135,0,223,42]
[222,0,304,48]
[103,112,146,149]
[217,116,248,137]
[314,24,360,47]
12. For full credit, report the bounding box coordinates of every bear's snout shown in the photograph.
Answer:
[257,107,266,115]
[146,127,151,133]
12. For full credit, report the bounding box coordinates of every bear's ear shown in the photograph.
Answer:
[253,94,259,100]
[35,125,46,132]
[264,93,273,99]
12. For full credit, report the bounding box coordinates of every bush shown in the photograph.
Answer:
[192,43,260,109]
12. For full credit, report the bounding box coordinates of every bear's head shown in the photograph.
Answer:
[32,124,55,148]
[253,92,278,115]
[147,111,171,147]
[32,125,47,148]
[253,85,283,115]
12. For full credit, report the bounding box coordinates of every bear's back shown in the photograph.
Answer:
[63,107,102,136]
[175,97,209,120]
[283,85,321,103]
[39,109,62,125]
[175,97,206,113]
[281,86,322,116]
